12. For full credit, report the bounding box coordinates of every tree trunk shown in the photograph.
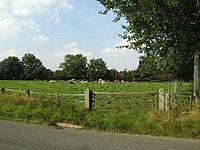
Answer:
[193,51,200,102]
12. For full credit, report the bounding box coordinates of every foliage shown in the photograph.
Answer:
[119,69,136,82]
[0,53,54,80]
[31,68,53,80]
[87,58,108,80]
[53,70,65,80]
[136,52,194,81]
[59,54,87,79]
[98,0,200,54]
[98,0,200,81]
[0,56,24,80]
[21,53,45,80]
[106,69,120,81]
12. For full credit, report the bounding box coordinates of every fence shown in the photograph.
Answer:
[0,87,84,103]
[158,88,193,112]
[84,88,159,112]
[0,87,194,112]
[85,88,194,112]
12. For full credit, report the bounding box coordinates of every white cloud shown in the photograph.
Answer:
[53,42,92,58]
[66,48,92,57]
[0,12,39,36]
[49,9,60,23]
[102,40,133,55]
[116,39,130,47]
[0,1,9,12]
[33,35,50,42]
[102,47,129,55]
[0,0,73,36]
[64,42,77,50]
[52,40,139,71]
[20,19,40,32]
[0,48,17,58]
[0,16,21,35]
[9,0,73,17]
[58,1,73,11]
[100,40,140,71]
[46,42,92,70]
[0,13,20,35]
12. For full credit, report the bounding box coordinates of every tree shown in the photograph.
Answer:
[98,0,199,98]
[59,54,87,79]
[119,69,136,82]
[106,69,120,81]
[135,52,193,81]
[43,69,54,80]
[21,53,44,80]
[53,70,65,80]
[31,68,53,80]
[98,0,199,55]
[87,58,107,80]
[0,56,24,80]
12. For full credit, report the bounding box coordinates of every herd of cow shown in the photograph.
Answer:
[47,79,137,84]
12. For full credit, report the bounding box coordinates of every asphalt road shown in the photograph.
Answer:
[0,120,200,150]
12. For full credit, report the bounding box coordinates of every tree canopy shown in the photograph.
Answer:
[59,54,87,79]
[98,0,200,80]
[0,56,24,80]
[22,53,45,80]
[87,58,107,80]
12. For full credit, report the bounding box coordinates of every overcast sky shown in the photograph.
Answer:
[0,0,139,71]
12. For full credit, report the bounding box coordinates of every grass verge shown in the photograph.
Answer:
[0,94,200,139]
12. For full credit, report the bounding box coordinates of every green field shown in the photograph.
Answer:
[0,80,193,111]
[1,80,200,139]
[0,80,193,94]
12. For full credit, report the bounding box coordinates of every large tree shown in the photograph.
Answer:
[136,53,193,81]
[87,58,107,80]
[0,56,24,80]
[98,0,199,54]
[98,0,200,98]
[59,54,87,79]
[21,53,44,80]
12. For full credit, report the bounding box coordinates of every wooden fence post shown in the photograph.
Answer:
[193,51,200,102]
[165,93,170,112]
[159,88,165,111]
[1,86,6,94]
[84,88,93,109]
[189,95,193,111]
[26,89,30,98]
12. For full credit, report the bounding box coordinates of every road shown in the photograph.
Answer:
[0,120,200,150]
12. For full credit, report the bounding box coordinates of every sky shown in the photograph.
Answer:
[0,0,140,71]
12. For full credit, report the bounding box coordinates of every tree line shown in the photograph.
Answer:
[0,53,138,81]
[0,52,193,82]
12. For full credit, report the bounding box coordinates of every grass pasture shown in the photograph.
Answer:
[1,80,200,139]
[0,80,193,112]
[0,80,193,95]
[0,80,186,92]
